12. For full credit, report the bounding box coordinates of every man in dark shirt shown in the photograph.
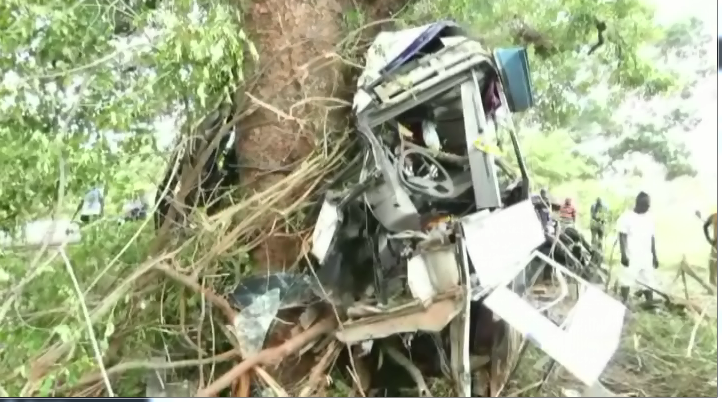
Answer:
[590,197,607,251]
[535,189,552,233]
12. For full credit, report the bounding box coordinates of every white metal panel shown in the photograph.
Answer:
[483,257,626,387]
[461,199,545,291]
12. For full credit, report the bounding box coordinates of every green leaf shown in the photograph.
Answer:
[53,324,73,343]
[196,82,207,108]
[0,268,10,283]
[210,40,225,64]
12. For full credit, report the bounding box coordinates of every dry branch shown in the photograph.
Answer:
[680,259,716,295]
[68,350,239,391]
[298,340,342,397]
[153,263,237,323]
[197,316,337,397]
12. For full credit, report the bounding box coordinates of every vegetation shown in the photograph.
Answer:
[0,0,715,397]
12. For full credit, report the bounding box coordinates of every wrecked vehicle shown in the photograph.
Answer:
[229,22,624,397]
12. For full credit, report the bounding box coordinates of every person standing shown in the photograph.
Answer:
[534,189,552,234]
[540,188,550,206]
[75,186,105,224]
[702,210,717,286]
[616,191,659,304]
[590,197,607,251]
[558,197,576,228]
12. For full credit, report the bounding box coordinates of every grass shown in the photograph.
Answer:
[506,303,717,398]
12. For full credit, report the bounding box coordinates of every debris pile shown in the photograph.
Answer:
[201,22,627,397]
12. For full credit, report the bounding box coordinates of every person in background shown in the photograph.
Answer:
[534,188,552,232]
[702,210,717,286]
[558,197,576,228]
[590,197,608,251]
[540,188,550,206]
[617,191,658,304]
[124,192,149,221]
[75,186,104,224]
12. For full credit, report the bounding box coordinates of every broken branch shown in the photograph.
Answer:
[298,340,342,397]
[254,365,289,397]
[196,316,337,397]
[68,350,239,390]
[680,259,716,295]
[153,263,237,323]
[685,304,709,357]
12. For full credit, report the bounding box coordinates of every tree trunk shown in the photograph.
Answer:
[235,0,404,271]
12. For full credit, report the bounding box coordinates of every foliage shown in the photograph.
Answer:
[0,0,254,396]
[517,129,597,187]
[0,0,251,227]
[0,221,157,397]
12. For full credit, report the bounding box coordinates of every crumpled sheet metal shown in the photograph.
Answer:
[353,23,441,114]
[462,199,545,294]
[316,21,545,397]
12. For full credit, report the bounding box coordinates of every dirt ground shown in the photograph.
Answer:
[237,0,405,271]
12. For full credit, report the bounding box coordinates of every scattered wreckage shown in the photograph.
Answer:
[224,22,625,397]
[532,194,607,284]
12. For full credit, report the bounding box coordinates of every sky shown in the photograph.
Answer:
[648,0,717,187]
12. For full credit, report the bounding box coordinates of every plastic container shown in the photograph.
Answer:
[494,47,534,113]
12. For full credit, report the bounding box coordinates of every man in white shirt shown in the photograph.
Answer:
[616,191,659,304]
[76,186,105,224]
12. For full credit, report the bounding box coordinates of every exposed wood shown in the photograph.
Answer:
[197,317,337,397]
[680,258,716,295]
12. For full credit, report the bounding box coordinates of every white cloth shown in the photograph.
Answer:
[80,188,103,216]
[616,210,656,288]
